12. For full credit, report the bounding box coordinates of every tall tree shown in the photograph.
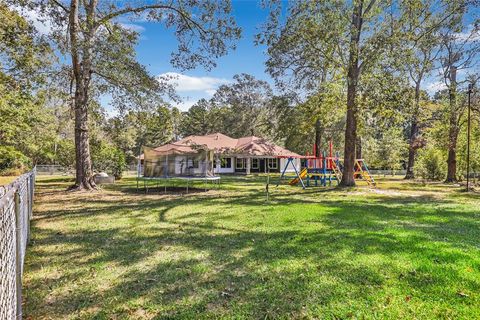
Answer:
[399,0,443,179]
[211,73,274,138]
[258,1,345,158]
[260,1,408,186]
[180,99,212,136]
[17,0,240,189]
[260,0,471,186]
[438,2,480,182]
[0,3,57,168]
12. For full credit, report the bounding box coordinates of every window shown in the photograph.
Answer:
[251,158,259,169]
[221,157,232,168]
[187,157,199,169]
[236,158,245,169]
[267,158,278,169]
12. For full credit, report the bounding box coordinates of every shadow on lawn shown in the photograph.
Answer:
[26,180,480,319]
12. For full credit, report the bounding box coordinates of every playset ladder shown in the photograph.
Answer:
[354,160,376,187]
[331,159,342,182]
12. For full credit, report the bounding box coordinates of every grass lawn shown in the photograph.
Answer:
[0,175,18,186]
[24,175,480,319]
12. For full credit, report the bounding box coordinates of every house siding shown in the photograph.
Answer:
[280,158,302,173]
[215,157,235,174]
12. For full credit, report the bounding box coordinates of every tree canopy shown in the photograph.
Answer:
[2,0,480,187]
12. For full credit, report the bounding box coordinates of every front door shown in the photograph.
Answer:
[259,159,266,173]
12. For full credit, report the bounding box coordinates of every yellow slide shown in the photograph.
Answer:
[289,168,308,186]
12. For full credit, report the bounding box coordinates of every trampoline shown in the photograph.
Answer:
[137,146,221,193]
[138,176,221,193]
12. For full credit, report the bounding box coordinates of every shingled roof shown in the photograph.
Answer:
[146,133,300,158]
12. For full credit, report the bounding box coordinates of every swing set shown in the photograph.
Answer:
[276,141,376,189]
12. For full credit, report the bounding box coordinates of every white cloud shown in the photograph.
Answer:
[425,81,447,94]
[13,6,147,36]
[119,23,146,33]
[158,72,229,93]
[158,72,231,111]
[205,89,217,96]
[176,100,197,111]
[12,6,52,35]
[453,25,480,43]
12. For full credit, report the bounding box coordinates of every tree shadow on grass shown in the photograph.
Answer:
[25,180,480,319]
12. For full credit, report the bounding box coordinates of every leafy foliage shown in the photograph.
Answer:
[91,140,127,179]
[416,147,447,180]
[0,4,56,173]
[0,146,30,175]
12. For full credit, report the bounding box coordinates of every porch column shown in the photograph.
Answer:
[246,157,251,175]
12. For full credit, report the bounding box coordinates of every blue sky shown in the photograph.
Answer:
[126,0,272,111]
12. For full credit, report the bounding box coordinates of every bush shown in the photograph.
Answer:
[91,142,127,179]
[0,146,30,175]
[416,147,446,181]
[56,139,76,169]
[110,148,126,179]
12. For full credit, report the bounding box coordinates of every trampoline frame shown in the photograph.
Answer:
[137,176,221,193]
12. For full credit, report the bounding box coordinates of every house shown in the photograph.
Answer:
[141,133,301,177]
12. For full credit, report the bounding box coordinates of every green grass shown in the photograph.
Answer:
[0,175,17,185]
[24,175,480,319]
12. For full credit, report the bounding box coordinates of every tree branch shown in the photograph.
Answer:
[96,4,206,35]
[50,0,70,13]
[363,0,377,16]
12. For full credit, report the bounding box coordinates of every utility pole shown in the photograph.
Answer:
[466,83,473,192]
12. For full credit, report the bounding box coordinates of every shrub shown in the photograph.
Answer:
[55,139,76,169]
[0,146,30,175]
[91,142,127,179]
[416,147,446,181]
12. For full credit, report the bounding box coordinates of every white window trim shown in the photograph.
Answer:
[251,158,259,169]
[221,157,232,168]
[268,158,278,169]
[236,158,244,169]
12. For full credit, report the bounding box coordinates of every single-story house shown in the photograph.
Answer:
[140,133,301,176]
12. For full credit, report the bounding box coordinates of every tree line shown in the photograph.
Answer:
[1,0,479,188]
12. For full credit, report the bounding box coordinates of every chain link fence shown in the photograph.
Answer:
[0,168,36,320]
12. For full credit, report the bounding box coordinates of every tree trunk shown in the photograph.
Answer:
[74,95,96,189]
[446,114,459,182]
[404,118,418,179]
[446,65,458,183]
[69,0,96,190]
[405,80,422,179]
[340,2,363,187]
[446,135,458,182]
[355,136,362,159]
[314,119,323,158]
[341,84,358,187]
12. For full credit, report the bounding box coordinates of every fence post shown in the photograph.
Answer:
[26,177,31,244]
[14,191,23,320]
